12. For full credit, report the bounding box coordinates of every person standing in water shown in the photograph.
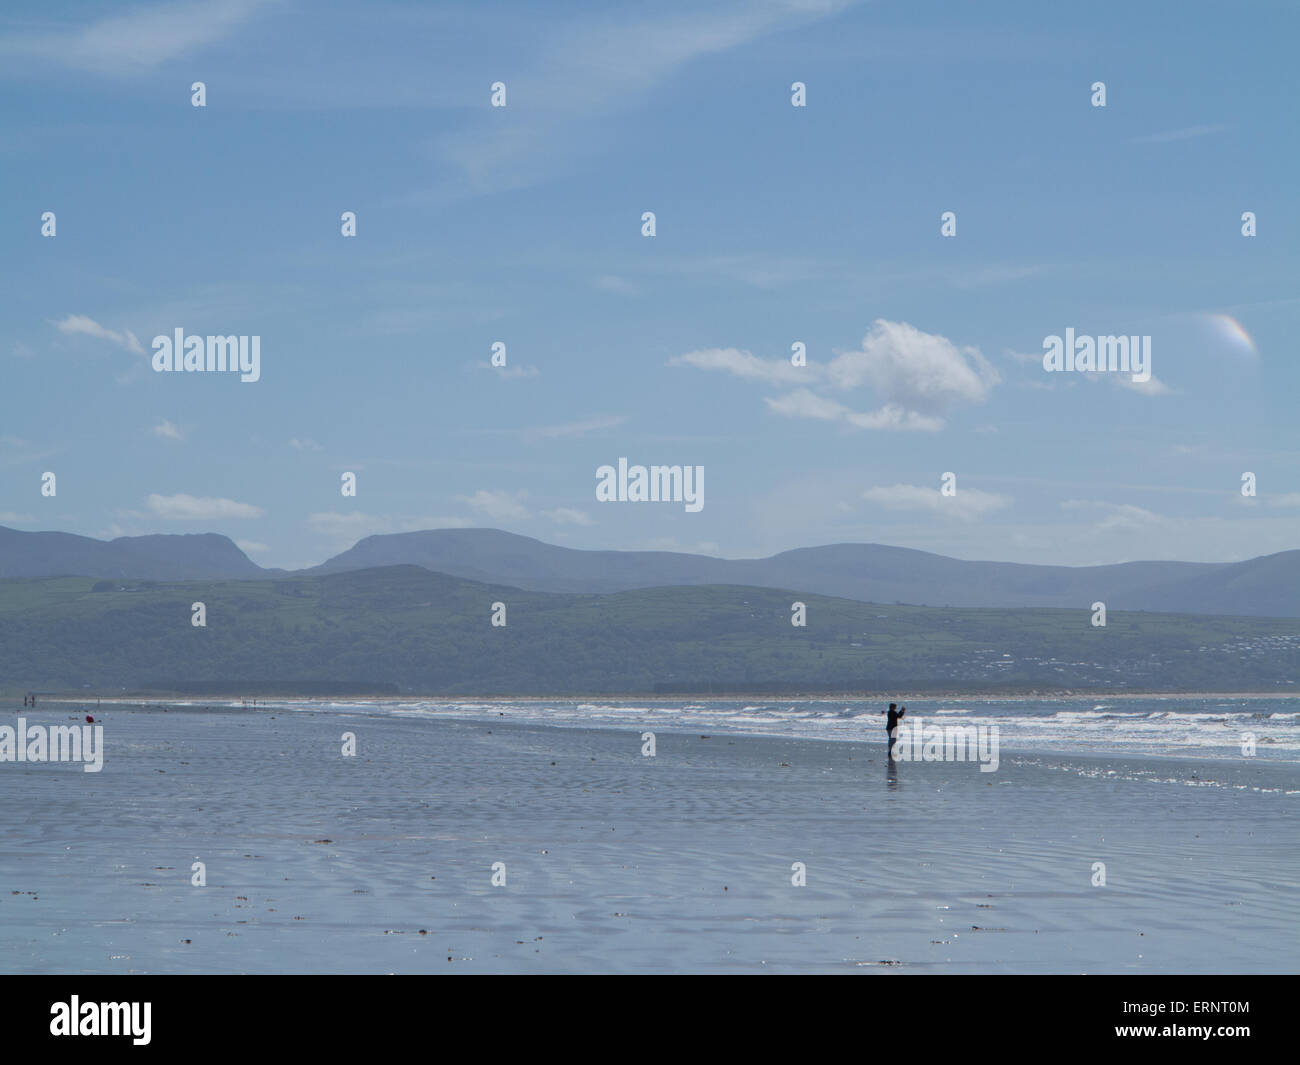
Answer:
[881,703,906,752]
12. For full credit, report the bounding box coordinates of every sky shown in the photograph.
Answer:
[1,0,1298,570]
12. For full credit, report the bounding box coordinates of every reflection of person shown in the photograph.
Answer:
[880,703,906,747]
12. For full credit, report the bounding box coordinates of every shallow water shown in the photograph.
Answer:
[1,701,1296,973]
[94,693,1300,760]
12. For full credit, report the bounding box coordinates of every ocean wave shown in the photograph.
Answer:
[138,694,1300,762]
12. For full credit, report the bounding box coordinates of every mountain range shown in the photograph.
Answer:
[1,524,1296,618]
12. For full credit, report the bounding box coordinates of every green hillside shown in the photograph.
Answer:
[1,565,1297,694]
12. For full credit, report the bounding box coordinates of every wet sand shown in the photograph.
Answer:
[1,703,1296,973]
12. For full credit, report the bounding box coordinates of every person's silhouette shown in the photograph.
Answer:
[880,703,906,750]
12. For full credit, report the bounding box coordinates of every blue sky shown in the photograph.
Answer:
[2,0,1297,569]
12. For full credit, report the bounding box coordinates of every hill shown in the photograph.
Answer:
[5,524,1297,618]
[314,528,1296,616]
[0,526,263,580]
[1,565,1296,694]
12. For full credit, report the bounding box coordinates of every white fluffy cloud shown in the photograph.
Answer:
[826,319,998,412]
[675,320,997,431]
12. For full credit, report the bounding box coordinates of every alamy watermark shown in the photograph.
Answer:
[890,713,999,772]
[595,458,704,512]
[0,718,104,772]
[1042,328,1150,383]
[151,328,261,382]
[50,996,150,1044]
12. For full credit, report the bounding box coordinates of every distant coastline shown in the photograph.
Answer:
[22,688,1300,706]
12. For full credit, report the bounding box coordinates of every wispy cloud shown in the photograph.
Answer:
[593,275,639,295]
[146,493,262,520]
[1113,373,1171,396]
[0,0,269,75]
[1060,500,1163,532]
[1080,368,1172,396]
[152,419,184,441]
[544,507,595,526]
[472,361,541,380]
[862,483,1011,520]
[533,415,626,439]
[670,347,807,385]
[413,0,859,199]
[1003,348,1042,366]
[949,264,1046,289]
[0,434,58,468]
[766,389,945,431]
[52,314,143,355]
[457,489,530,521]
[662,253,826,290]
[633,536,721,555]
